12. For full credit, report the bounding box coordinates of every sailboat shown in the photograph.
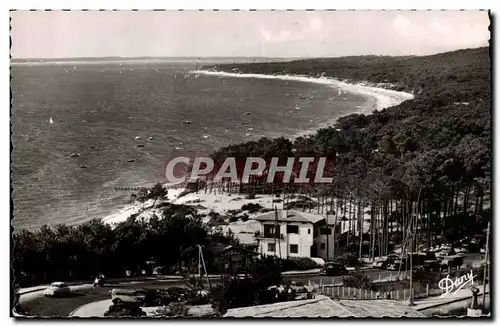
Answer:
[194,57,201,78]
[49,117,54,125]
[338,89,342,96]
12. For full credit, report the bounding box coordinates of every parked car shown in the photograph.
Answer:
[111,288,147,305]
[44,282,71,297]
[387,258,407,271]
[321,262,348,276]
[372,254,400,269]
[440,255,465,271]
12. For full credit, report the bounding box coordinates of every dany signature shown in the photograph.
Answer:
[438,270,477,297]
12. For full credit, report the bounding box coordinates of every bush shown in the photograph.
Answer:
[241,203,263,213]
[280,257,319,271]
[412,270,441,285]
[342,271,374,290]
[210,256,283,315]
[104,302,146,317]
[154,302,190,317]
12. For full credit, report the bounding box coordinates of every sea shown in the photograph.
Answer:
[11,61,371,230]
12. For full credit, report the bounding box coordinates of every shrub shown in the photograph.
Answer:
[342,271,374,290]
[412,270,441,285]
[210,256,283,315]
[154,302,190,317]
[104,302,146,317]
[241,203,263,213]
[280,257,319,271]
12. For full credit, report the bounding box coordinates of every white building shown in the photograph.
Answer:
[253,209,339,261]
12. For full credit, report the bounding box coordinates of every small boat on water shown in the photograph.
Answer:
[49,117,54,124]
[137,144,144,148]
[80,165,88,169]
[148,136,154,140]
[300,95,307,100]
[182,120,192,125]
[134,136,141,140]
[127,159,135,163]
[338,89,342,96]
[70,153,80,158]
[243,112,251,116]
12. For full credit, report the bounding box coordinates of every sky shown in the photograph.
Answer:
[10,10,490,59]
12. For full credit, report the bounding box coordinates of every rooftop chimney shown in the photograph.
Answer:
[273,194,285,220]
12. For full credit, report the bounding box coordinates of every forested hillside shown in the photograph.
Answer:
[208,47,491,253]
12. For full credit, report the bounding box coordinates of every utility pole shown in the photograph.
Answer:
[326,211,329,262]
[197,245,211,291]
[482,221,490,308]
[358,199,363,261]
[332,212,338,261]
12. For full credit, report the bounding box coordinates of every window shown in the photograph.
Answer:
[290,244,298,254]
[264,225,280,238]
[320,228,332,235]
[268,243,276,252]
[320,243,326,250]
[287,225,299,234]
[308,229,311,235]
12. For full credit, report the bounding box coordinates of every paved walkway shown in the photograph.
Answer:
[70,300,112,317]
[18,286,48,295]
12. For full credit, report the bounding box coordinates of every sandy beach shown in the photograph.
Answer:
[193,70,414,139]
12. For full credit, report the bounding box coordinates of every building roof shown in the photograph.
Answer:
[223,296,425,318]
[253,210,325,224]
[211,243,257,257]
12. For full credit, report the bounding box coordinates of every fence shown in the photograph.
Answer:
[314,275,440,301]
[318,284,436,301]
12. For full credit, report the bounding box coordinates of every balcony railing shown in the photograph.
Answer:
[254,231,284,240]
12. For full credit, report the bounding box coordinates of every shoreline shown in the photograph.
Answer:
[101,71,414,227]
[192,70,414,139]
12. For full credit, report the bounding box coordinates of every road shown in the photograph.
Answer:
[18,253,482,317]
